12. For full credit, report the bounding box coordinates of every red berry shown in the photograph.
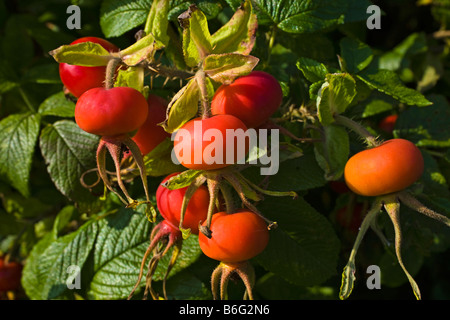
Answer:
[0,258,22,292]
[59,37,119,98]
[131,94,170,155]
[211,71,283,128]
[156,173,209,234]
[198,210,270,263]
[75,87,148,137]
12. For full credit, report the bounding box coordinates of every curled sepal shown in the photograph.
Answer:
[398,191,450,228]
[128,220,182,300]
[95,135,155,216]
[211,261,255,300]
[339,198,383,300]
[383,194,422,300]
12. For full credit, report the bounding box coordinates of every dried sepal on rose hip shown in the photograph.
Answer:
[340,138,450,300]
[128,172,210,300]
[75,85,153,211]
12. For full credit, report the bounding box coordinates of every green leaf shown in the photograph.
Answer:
[114,67,145,93]
[100,0,152,38]
[211,0,257,55]
[39,120,99,201]
[252,0,348,33]
[161,169,203,190]
[87,208,202,299]
[162,79,200,133]
[143,138,183,177]
[256,196,340,286]
[22,219,99,300]
[339,37,373,74]
[203,53,259,84]
[378,33,427,71]
[296,57,329,83]
[394,94,450,147]
[242,148,327,192]
[179,4,213,67]
[0,112,41,197]
[50,42,113,67]
[144,0,170,46]
[120,33,164,66]
[313,124,349,180]
[361,97,393,118]
[22,64,61,85]
[317,73,356,125]
[2,15,35,68]
[357,68,432,107]
[0,60,19,94]
[38,92,75,118]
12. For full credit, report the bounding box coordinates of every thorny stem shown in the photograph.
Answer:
[196,68,212,119]
[334,114,381,148]
[147,63,194,81]
[105,57,121,90]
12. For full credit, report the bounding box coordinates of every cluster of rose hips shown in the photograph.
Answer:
[60,36,284,300]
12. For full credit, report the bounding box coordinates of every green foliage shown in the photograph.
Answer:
[1,0,450,302]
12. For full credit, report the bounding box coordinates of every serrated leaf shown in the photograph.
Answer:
[22,219,99,300]
[357,68,432,107]
[203,53,259,84]
[211,0,257,55]
[100,0,152,38]
[313,124,349,180]
[87,208,202,299]
[163,79,200,133]
[179,5,213,67]
[339,37,373,74]
[38,92,75,118]
[0,112,41,197]
[297,57,329,83]
[39,120,99,201]
[252,0,348,33]
[317,73,356,125]
[256,196,340,286]
[50,42,113,67]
